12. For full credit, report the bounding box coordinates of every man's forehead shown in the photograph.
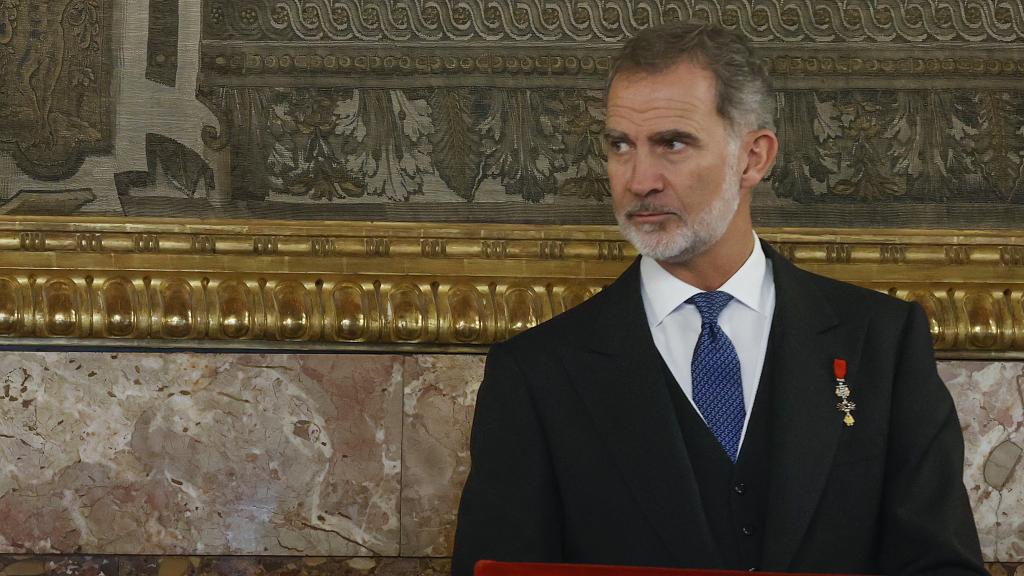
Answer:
[606,98,708,117]
[606,64,718,120]
[605,95,717,134]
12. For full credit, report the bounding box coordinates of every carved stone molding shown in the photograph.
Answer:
[0,217,1019,358]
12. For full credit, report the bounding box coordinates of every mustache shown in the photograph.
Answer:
[623,202,683,218]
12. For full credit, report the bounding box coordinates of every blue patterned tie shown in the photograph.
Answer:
[688,291,745,463]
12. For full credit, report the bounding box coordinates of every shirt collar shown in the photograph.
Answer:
[640,233,770,327]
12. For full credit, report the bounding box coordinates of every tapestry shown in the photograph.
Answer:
[1,0,1023,228]
[0,0,112,181]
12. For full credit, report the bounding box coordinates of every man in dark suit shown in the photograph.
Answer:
[452,23,984,576]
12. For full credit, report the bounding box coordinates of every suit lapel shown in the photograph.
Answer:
[759,243,866,570]
[567,259,722,567]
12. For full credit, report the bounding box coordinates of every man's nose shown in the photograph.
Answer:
[626,153,663,196]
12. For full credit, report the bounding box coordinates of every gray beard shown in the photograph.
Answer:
[615,146,742,264]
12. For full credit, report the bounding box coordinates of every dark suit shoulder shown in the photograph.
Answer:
[780,258,915,324]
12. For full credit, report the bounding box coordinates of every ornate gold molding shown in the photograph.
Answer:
[0,217,1020,359]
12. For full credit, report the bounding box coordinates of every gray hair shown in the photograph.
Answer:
[609,22,775,134]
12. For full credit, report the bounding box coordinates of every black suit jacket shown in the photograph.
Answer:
[452,243,984,576]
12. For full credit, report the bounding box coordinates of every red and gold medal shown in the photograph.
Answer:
[833,358,855,427]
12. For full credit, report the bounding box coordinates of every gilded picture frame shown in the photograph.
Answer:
[0,216,1018,360]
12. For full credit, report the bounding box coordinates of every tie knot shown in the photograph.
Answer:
[687,291,734,323]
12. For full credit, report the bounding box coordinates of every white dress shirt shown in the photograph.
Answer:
[640,235,776,450]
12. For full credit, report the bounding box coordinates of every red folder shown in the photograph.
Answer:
[475,560,841,576]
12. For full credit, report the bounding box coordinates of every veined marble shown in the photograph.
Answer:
[117,556,451,575]
[1,556,1019,575]
[400,355,485,556]
[0,353,403,555]
[941,362,1024,563]
[0,555,452,575]
[0,352,1019,564]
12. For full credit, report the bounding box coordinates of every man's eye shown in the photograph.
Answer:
[665,140,686,151]
[608,141,631,154]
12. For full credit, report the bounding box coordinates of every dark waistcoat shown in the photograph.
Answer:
[661,353,775,572]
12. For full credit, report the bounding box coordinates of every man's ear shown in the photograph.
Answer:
[739,130,779,191]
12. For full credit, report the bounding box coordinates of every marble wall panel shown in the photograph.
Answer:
[117,556,450,575]
[0,555,451,575]
[0,556,118,575]
[400,355,485,556]
[5,557,1024,576]
[0,353,403,556]
[989,564,1024,576]
[941,361,1024,564]
[0,352,1020,564]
